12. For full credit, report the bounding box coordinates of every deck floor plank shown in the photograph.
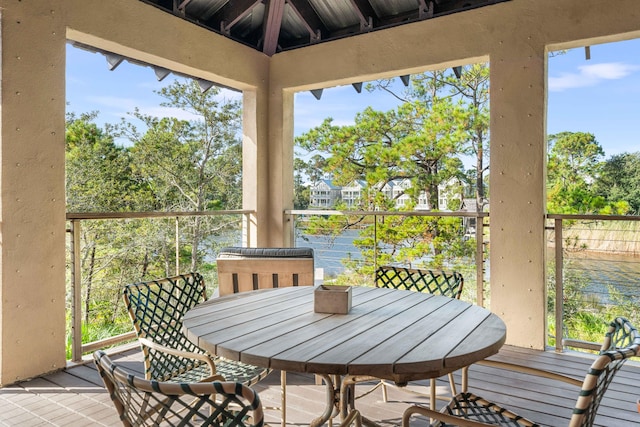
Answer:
[0,345,638,426]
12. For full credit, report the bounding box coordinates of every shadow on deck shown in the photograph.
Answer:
[1,345,639,426]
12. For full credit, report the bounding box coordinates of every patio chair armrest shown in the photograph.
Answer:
[138,337,218,375]
[402,405,495,427]
[476,359,583,387]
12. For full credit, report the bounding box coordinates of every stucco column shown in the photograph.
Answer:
[243,87,273,247]
[489,39,547,349]
[0,1,67,385]
[267,87,295,247]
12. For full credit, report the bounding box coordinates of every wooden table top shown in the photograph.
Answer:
[182,286,506,383]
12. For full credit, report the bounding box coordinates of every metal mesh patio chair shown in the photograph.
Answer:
[216,247,315,427]
[402,316,640,427]
[94,350,264,427]
[375,266,464,298]
[123,273,270,389]
[352,266,465,410]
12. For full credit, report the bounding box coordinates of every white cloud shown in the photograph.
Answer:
[581,62,636,79]
[549,62,640,91]
[88,95,228,122]
[138,106,201,121]
[88,95,138,111]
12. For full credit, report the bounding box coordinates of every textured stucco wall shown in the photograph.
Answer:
[0,0,67,385]
[1,0,639,383]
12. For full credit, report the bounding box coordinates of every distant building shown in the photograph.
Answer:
[391,179,412,208]
[310,176,476,213]
[309,179,341,208]
[341,180,367,208]
[416,191,429,210]
[437,178,470,211]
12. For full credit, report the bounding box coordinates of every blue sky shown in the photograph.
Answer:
[66,37,640,160]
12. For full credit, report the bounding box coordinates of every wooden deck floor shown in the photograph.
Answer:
[1,345,639,426]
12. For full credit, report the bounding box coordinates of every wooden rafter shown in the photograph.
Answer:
[209,0,261,35]
[262,0,286,56]
[138,0,511,54]
[349,0,376,30]
[287,0,327,43]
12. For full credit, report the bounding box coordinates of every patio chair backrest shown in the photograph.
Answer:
[216,247,314,296]
[375,265,463,299]
[570,316,640,427]
[94,350,264,427]
[123,273,209,382]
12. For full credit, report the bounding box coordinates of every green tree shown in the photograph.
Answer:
[66,112,148,330]
[65,83,245,356]
[370,65,490,208]
[296,69,479,270]
[593,152,640,214]
[439,64,490,209]
[298,101,467,209]
[122,80,243,272]
[547,131,628,214]
[293,158,310,209]
[66,112,141,212]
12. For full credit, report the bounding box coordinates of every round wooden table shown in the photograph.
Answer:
[182,286,506,426]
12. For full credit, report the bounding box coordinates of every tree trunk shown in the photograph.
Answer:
[191,215,201,272]
[141,249,149,278]
[476,133,485,210]
[84,246,96,324]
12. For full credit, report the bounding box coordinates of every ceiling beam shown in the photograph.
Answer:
[348,0,376,30]
[208,0,261,35]
[139,0,511,53]
[419,0,434,19]
[176,0,192,13]
[287,0,327,42]
[262,0,286,56]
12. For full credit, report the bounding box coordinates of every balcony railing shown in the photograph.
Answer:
[547,213,640,352]
[66,210,253,362]
[286,209,489,307]
[65,209,640,363]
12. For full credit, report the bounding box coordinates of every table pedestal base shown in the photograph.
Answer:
[310,374,380,427]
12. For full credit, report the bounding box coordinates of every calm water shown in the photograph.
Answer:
[296,230,640,303]
[564,251,640,302]
[213,228,640,303]
[296,229,365,276]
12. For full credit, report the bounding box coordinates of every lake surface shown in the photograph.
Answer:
[296,230,640,304]
[296,229,365,276]
[564,251,640,302]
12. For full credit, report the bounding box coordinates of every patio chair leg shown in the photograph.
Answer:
[430,379,436,410]
[281,370,286,427]
[461,366,469,393]
[447,373,457,396]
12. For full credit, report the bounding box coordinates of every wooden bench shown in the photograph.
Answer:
[216,247,315,296]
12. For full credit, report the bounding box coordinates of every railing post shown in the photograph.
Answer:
[286,211,294,248]
[244,211,254,247]
[374,215,378,274]
[70,219,83,362]
[476,214,484,308]
[175,216,180,275]
[554,218,564,352]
